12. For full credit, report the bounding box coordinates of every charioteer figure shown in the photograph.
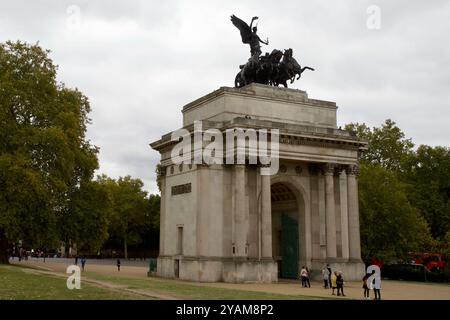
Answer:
[231,15,269,59]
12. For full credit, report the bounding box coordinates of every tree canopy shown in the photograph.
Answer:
[346,119,449,263]
[97,175,150,259]
[0,41,98,263]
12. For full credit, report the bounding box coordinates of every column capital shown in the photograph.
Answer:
[323,163,337,175]
[259,163,272,176]
[346,164,360,176]
[336,165,348,174]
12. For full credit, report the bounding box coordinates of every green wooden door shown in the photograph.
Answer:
[281,213,299,279]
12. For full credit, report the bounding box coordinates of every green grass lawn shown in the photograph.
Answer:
[85,272,326,300]
[0,265,139,300]
[1,264,328,300]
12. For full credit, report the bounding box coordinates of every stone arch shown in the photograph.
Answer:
[270,175,312,276]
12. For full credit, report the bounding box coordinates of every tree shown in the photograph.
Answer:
[346,119,414,172]
[358,164,432,263]
[445,231,450,271]
[403,145,450,239]
[0,41,98,263]
[99,175,148,259]
[147,194,161,230]
[346,120,442,262]
[63,180,112,255]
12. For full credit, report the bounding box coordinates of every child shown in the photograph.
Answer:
[331,271,337,295]
[362,273,370,299]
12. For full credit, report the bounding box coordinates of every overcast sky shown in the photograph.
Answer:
[1,0,449,194]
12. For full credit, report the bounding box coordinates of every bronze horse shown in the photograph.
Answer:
[273,49,315,88]
[234,48,314,88]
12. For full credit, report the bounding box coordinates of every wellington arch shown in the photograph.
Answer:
[151,84,367,282]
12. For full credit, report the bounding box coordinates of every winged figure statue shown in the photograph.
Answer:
[230,15,269,58]
[230,14,314,88]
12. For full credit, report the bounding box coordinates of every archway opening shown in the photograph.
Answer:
[271,182,299,279]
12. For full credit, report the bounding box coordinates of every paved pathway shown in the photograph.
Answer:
[12,259,450,300]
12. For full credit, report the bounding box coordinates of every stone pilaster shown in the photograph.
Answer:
[338,166,349,259]
[260,165,272,259]
[234,165,248,257]
[158,166,167,255]
[324,163,337,258]
[346,164,361,261]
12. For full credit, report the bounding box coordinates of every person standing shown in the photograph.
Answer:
[336,272,346,296]
[305,267,311,288]
[322,266,329,288]
[362,273,370,299]
[373,273,382,300]
[117,259,121,272]
[368,269,382,300]
[327,264,332,289]
[331,271,337,295]
[81,257,86,271]
[300,266,308,287]
[74,255,78,266]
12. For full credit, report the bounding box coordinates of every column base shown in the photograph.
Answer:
[223,260,278,283]
[156,256,278,283]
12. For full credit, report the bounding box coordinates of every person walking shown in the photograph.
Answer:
[300,266,308,287]
[336,272,346,296]
[322,266,329,288]
[117,259,121,272]
[81,257,86,272]
[362,273,370,299]
[331,271,337,295]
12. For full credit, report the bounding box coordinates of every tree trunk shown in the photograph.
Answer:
[124,238,128,260]
[0,231,10,264]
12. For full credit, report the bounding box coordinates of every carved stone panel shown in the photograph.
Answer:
[171,183,192,196]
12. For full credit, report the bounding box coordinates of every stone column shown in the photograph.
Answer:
[347,165,361,260]
[234,165,248,257]
[339,167,349,259]
[324,163,337,258]
[159,166,167,255]
[308,165,321,260]
[260,165,272,259]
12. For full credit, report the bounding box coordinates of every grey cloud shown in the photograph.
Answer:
[1,0,449,194]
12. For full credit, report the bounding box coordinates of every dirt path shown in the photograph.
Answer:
[19,265,179,300]
[13,260,450,300]
[15,259,149,277]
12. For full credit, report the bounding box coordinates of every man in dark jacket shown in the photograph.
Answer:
[336,272,346,296]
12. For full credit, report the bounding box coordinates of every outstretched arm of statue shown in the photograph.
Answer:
[259,36,269,45]
[249,16,258,29]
